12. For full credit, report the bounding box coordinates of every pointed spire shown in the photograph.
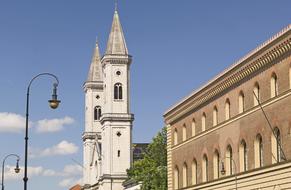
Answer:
[105,8,128,55]
[87,39,103,82]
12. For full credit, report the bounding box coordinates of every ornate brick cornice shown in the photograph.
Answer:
[164,25,291,125]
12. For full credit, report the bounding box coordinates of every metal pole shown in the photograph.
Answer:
[2,154,20,190]
[23,73,59,190]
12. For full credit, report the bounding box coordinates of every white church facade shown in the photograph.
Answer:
[82,8,134,190]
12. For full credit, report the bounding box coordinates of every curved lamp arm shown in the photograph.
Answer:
[2,154,20,190]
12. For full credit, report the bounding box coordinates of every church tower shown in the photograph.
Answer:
[83,7,134,190]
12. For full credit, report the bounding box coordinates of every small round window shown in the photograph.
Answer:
[116,71,121,76]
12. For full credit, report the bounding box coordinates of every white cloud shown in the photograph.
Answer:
[36,116,74,133]
[62,164,82,177]
[59,177,82,188]
[0,112,27,132]
[30,140,79,158]
[5,165,47,181]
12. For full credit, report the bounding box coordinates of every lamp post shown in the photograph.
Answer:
[24,73,61,190]
[1,154,20,190]
[220,156,237,190]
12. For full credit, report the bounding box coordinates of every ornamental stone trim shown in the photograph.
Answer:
[164,27,291,125]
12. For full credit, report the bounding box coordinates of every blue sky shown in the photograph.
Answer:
[0,0,290,189]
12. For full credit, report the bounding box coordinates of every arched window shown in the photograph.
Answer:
[270,73,278,98]
[202,154,208,182]
[238,91,244,114]
[225,99,230,120]
[174,129,178,145]
[182,124,187,141]
[94,106,101,120]
[254,134,263,168]
[226,145,233,175]
[114,83,123,100]
[191,119,196,136]
[174,166,179,189]
[253,83,260,106]
[202,113,206,132]
[213,150,220,179]
[191,159,197,185]
[213,106,218,126]
[182,162,188,187]
[239,140,247,172]
[272,127,282,163]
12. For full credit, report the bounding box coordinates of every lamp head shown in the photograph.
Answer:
[220,162,226,175]
[14,159,20,173]
[49,83,61,109]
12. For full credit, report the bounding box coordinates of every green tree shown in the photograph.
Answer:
[127,127,167,190]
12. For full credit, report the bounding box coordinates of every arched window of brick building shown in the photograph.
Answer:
[226,145,233,175]
[182,162,188,187]
[254,134,263,168]
[202,113,206,132]
[238,91,244,114]
[239,140,247,172]
[174,166,179,189]
[225,99,230,120]
[213,106,218,126]
[213,150,220,179]
[191,159,197,185]
[270,73,278,98]
[174,129,178,145]
[271,127,282,163]
[182,124,187,141]
[202,154,208,182]
[253,83,260,106]
[192,119,196,136]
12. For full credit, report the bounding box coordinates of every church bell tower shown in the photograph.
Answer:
[83,7,134,190]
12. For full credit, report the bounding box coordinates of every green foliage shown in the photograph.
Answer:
[127,127,167,190]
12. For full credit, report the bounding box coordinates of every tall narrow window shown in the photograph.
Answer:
[213,150,220,179]
[213,106,218,126]
[191,119,196,136]
[238,91,244,114]
[270,73,278,98]
[94,106,101,120]
[174,166,179,189]
[191,159,197,185]
[174,129,178,145]
[202,113,206,132]
[182,162,188,188]
[272,127,282,163]
[254,134,263,168]
[253,83,260,106]
[225,99,230,120]
[239,140,247,172]
[114,83,123,100]
[226,145,233,175]
[289,66,291,89]
[202,155,208,182]
[182,124,187,141]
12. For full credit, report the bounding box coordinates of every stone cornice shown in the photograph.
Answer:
[100,113,134,124]
[83,81,103,91]
[82,132,101,141]
[101,54,132,66]
[164,25,291,125]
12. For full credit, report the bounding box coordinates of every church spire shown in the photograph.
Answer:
[105,8,128,55]
[87,39,103,82]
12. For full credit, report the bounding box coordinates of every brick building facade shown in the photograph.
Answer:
[164,25,291,189]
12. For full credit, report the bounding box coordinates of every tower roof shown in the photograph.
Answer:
[105,10,128,55]
[87,40,103,82]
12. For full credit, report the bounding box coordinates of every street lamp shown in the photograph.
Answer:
[220,156,237,190]
[24,73,61,190]
[2,154,20,190]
